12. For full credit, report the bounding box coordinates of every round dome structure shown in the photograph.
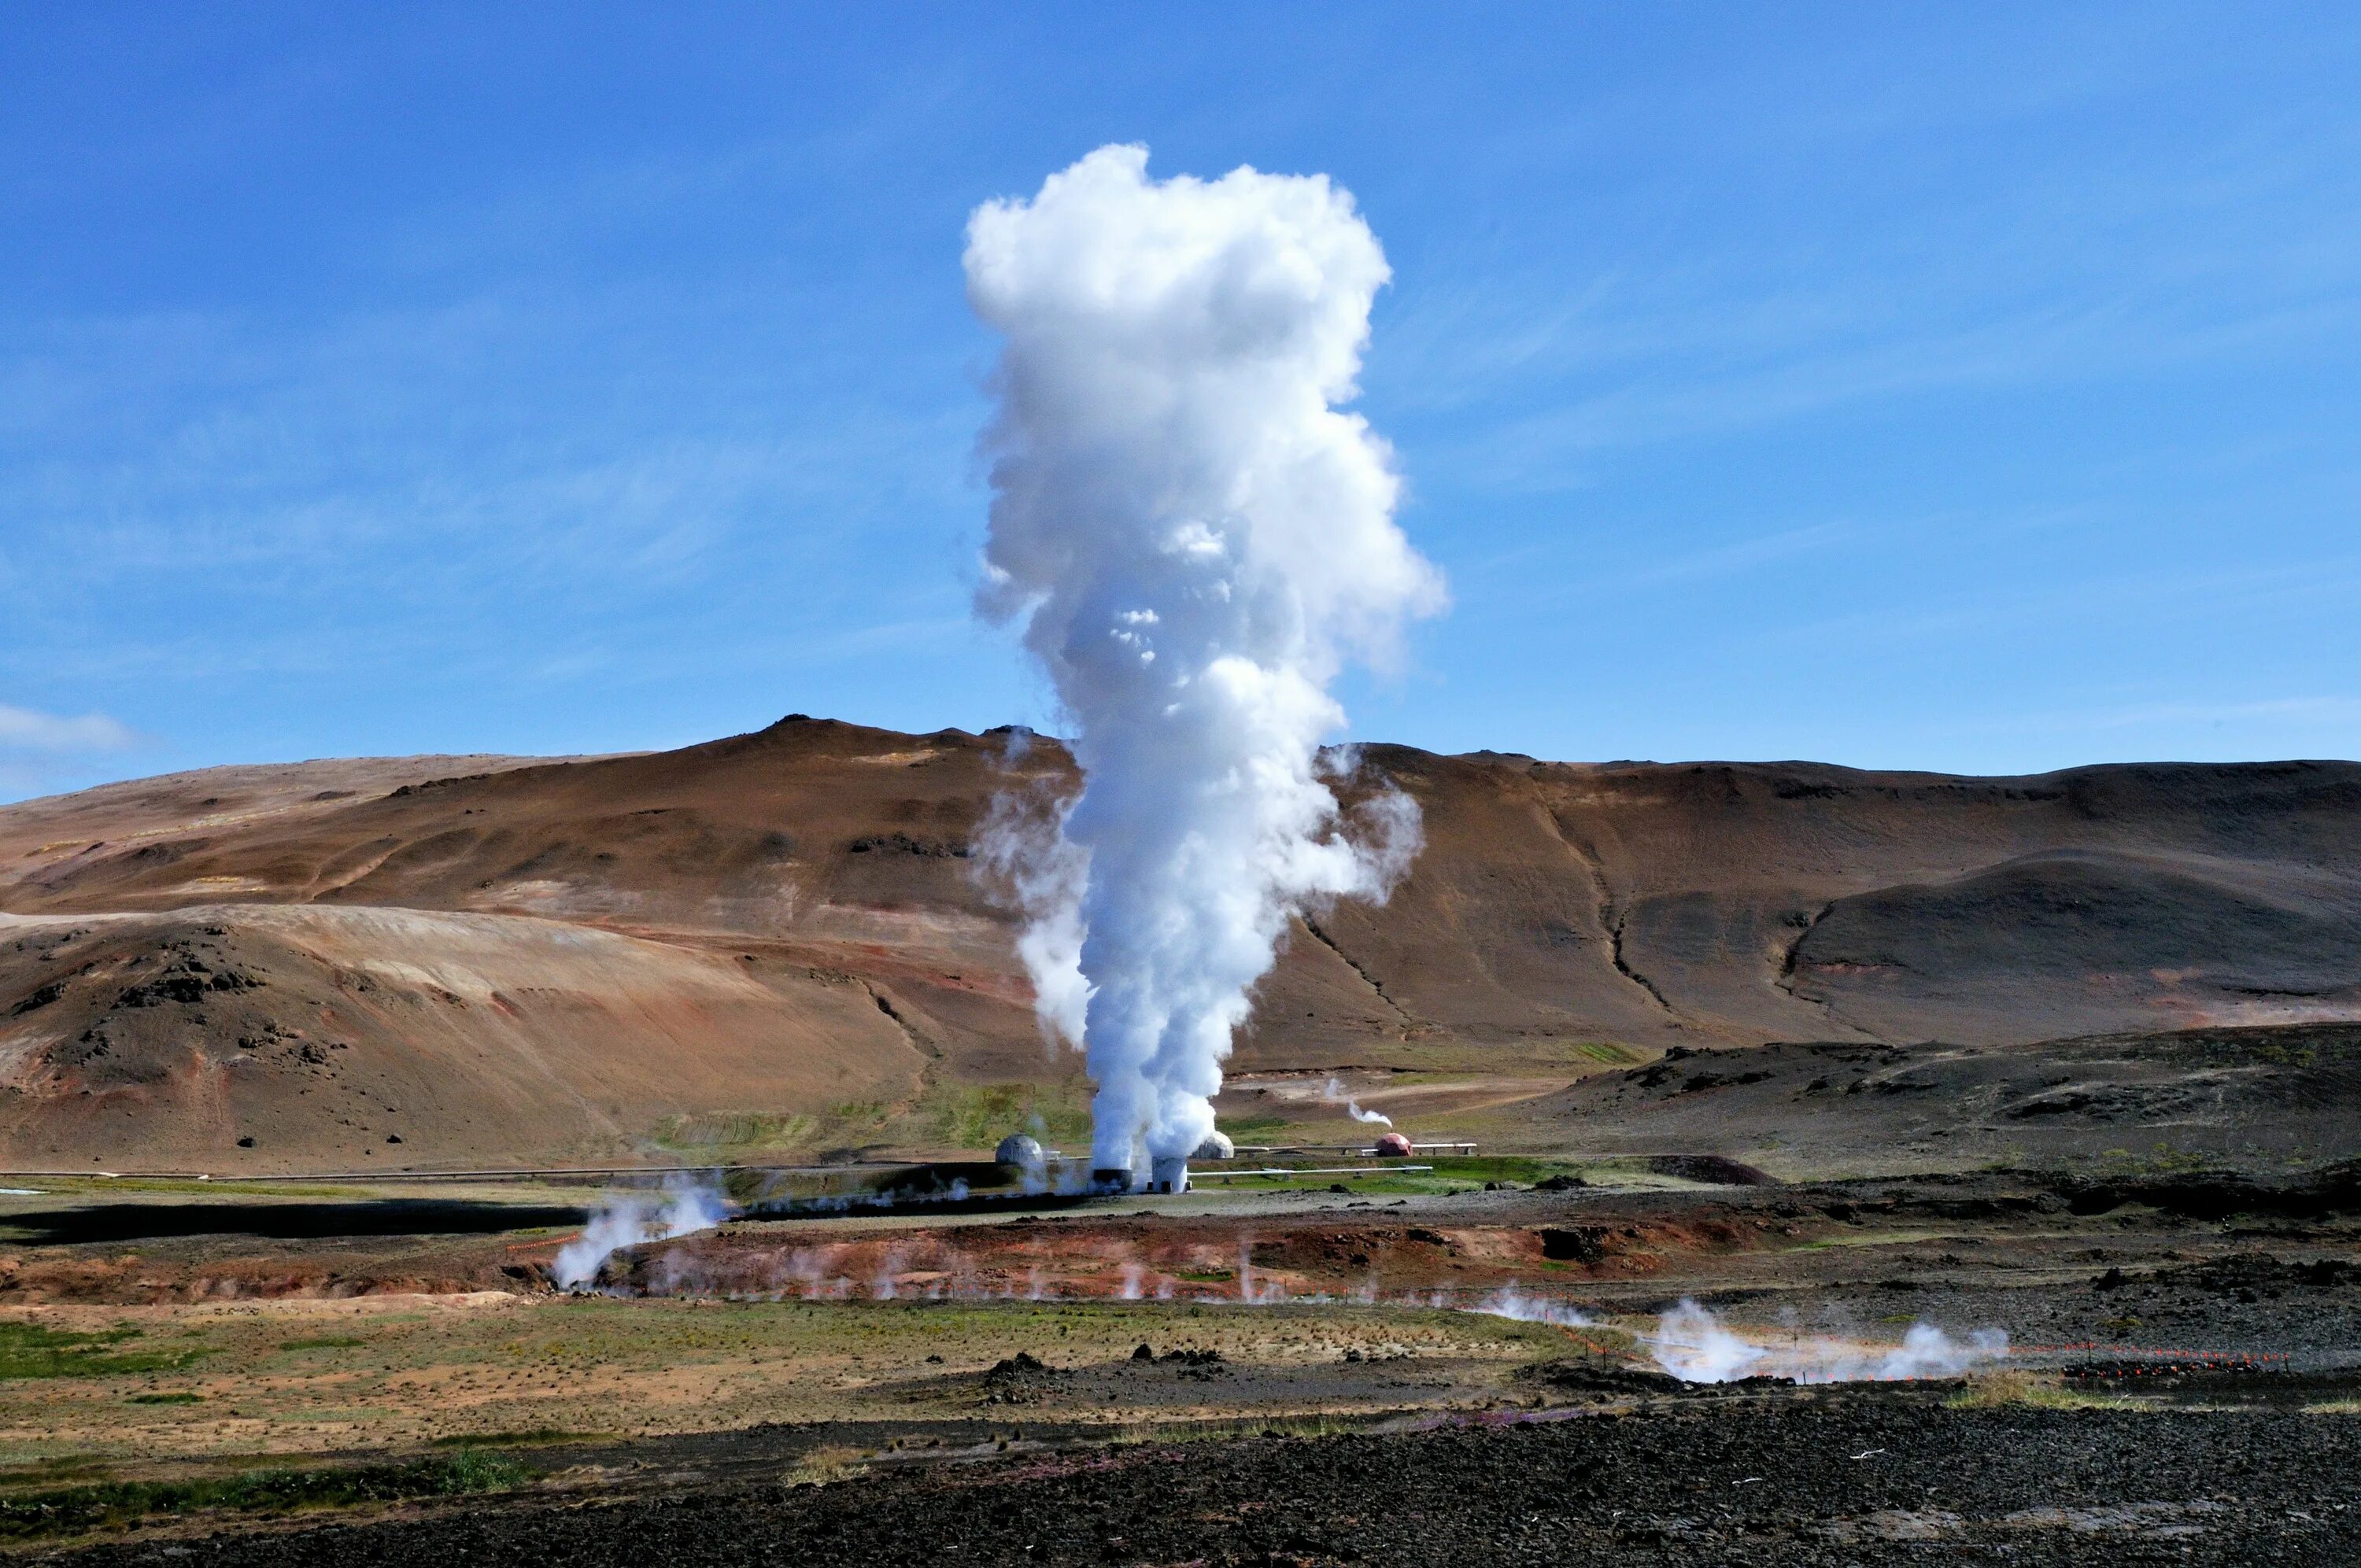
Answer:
[1373,1131,1414,1158]
[995,1132,1046,1168]
[1192,1131,1236,1160]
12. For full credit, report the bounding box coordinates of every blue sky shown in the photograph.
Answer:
[2,4,2356,800]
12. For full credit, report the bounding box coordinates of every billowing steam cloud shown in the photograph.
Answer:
[966,146,1442,1186]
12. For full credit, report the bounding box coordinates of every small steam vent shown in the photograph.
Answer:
[1373,1131,1413,1158]
[1192,1131,1236,1160]
[995,1132,1046,1168]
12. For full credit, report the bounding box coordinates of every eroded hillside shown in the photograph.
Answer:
[2,717,2356,1169]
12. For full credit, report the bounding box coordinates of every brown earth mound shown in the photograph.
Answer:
[2,717,2356,1170]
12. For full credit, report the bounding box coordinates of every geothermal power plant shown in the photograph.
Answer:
[6,26,2359,1560]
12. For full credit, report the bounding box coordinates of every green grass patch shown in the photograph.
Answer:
[1572,1042,1641,1064]
[651,1111,818,1156]
[0,1323,201,1381]
[1214,1114,1291,1137]
[1,1457,112,1478]
[919,1079,1092,1150]
[278,1337,368,1352]
[0,1452,531,1541]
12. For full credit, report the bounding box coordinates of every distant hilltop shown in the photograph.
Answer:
[1,714,2355,1170]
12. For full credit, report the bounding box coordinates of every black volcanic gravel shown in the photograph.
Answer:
[42,1388,2361,1566]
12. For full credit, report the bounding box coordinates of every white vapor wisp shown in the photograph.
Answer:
[552,1178,733,1290]
[1324,1075,1392,1126]
[966,146,1442,1187]
[1647,1298,2010,1384]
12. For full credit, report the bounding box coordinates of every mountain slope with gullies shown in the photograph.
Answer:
[1,716,2356,1171]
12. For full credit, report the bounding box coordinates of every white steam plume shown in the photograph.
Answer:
[1323,1074,1393,1126]
[552,1177,733,1289]
[1470,1285,1591,1328]
[973,767,1090,1050]
[1647,1298,2010,1384]
[966,145,1442,1184]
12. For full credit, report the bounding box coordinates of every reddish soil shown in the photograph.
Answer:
[2,715,2357,1169]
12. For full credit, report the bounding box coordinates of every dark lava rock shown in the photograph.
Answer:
[980,1352,1061,1405]
[1539,1227,1609,1264]
[1642,1153,1779,1186]
[1521,1359,1686,1398]
[71,1390,2361,1566]
[846,832,969,859]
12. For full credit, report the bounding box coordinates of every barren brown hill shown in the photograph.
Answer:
[1,715,2356,1171]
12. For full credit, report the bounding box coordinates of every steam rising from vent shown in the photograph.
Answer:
[1471,1285,1591,1329]
[966,146,1442,1184]
[1324,1075,1393,1127]
[553,1178,733,1289]
[1648,1298,2010,1384]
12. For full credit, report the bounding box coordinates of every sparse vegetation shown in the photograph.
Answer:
[0,1451,529,1540]
[1572,1042,1639,1064]
[428,1428,592,1448]
[783,1443,868,1485]
[2093,1143,2219,1178]
[1949,1371,2140,1412]
[652,1112,819,1156]
[659,1079,1097,1162]
[0,1323,199,1381]
[822,1100,891,1134]
[921,1079,1091,1150]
